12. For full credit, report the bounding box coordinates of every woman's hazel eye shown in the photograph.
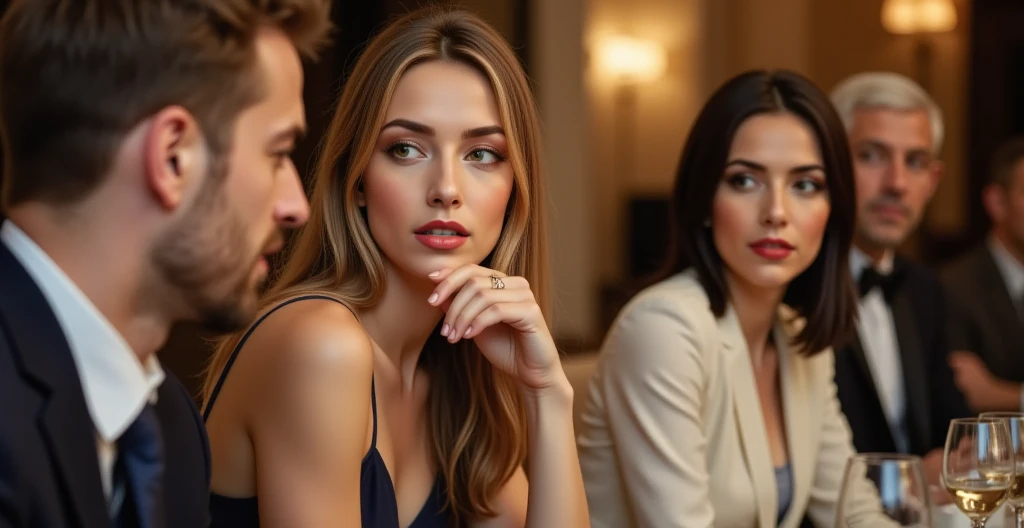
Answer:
[467,148,502,164]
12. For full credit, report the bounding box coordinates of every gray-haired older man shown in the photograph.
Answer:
[828,72,970,490]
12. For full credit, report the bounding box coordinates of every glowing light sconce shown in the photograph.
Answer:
[596,35,667,84]
[881,0,958,35]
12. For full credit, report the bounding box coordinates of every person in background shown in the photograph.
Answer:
[942,137,1024,412]
[200,7,589,528]
[577,70,873,528]
[0,0,328,526]
[828,72,971,491]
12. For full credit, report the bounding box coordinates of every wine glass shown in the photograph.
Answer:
[944,417,1015,527]
[835,453,932,527]
[980,412,1024,528]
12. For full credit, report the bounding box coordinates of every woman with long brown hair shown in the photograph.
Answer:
[199,6,588,528]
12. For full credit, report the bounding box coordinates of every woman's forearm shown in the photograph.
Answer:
[521,374,590,528]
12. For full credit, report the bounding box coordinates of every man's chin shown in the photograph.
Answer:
[859,226,910,252]
[198,294,260,335]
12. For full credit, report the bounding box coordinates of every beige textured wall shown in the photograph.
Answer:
[704,0,813,86]
[531,0,596,341]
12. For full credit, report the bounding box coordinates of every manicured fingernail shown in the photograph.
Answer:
[441,323,450,336]
[448,331,458,343]
[429,271,441,278]
[463,326,472,337]
[428,293,439,304]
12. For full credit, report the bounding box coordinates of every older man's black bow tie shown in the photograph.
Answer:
[858,267,903,301]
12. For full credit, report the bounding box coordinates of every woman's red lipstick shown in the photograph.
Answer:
[749,238,794,260]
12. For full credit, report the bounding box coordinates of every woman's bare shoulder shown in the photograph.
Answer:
[240,295,374,397]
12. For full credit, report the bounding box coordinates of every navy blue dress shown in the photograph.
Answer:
[204,295,451,527]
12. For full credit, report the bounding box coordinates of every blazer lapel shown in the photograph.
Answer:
[841,314,900,450]
[775,316,811,528]
[0,243,109,528]
[978,247,1024,365]
[844,333,880,401]
[889,288,931,454]
[720,306,777,528]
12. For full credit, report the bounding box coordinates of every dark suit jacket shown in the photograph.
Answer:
[0,239,211,527]
[833,256,971,456]
[941,243,1024,382]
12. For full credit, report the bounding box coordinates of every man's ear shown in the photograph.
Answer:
[143,106,204,211]
[926,159,945,200]
[983,183,1007,225]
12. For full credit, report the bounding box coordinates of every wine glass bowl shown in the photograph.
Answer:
[979,412,1024,528]
[943,418,1015,528]
[836,453,931,527]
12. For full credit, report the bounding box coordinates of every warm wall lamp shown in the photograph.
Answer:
[882,0,957,34]
[881,0,958,91]
[594,35,667,185]
[595,35,667,84]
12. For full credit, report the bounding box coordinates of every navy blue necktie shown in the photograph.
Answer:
[111,404,165,528]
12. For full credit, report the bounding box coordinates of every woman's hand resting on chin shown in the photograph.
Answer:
[427,264,564,392]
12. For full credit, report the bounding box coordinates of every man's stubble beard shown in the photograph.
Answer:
[150,158,268,334]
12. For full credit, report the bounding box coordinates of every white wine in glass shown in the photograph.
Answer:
[944,417,1015,528]
[945,476,1011,518]
[980,412,1024,528]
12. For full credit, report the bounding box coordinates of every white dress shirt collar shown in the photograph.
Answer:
[850,245,895,277]
[0,221,164,442]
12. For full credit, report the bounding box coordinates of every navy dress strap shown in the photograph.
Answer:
[370,377,378,449]
[203,294,349,421]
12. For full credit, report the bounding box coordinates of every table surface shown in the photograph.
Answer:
[934,503,1015,528]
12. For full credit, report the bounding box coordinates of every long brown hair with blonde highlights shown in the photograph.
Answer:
[202,6,549,525]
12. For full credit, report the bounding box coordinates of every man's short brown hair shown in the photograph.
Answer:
[0,0,331,209]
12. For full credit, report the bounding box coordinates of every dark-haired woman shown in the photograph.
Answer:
[577,70,875,528]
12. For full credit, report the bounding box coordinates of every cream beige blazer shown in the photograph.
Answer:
[577,271,868,528]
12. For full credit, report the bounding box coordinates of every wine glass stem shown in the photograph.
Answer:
[1016,505,1024,528]
[971,520,987,528]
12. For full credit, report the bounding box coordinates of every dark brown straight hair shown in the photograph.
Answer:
[657,69,858,354]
